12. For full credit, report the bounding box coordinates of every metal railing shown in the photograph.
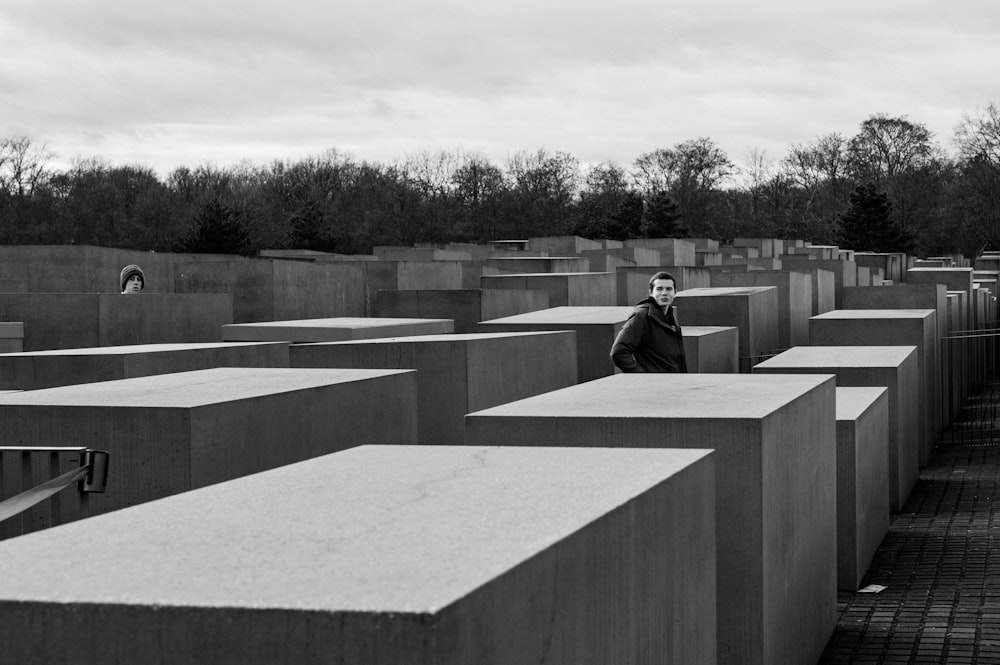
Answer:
[0,447,109,539]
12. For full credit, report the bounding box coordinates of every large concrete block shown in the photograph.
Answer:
[290,332,577,443]
[616,266,713,305]
[673,287,781,369]
[480,272,617,306]
[781,256,857,307]
[527,235,603,254]
[0,342,290,390]
[484,257,591,273]
[734,238,784,258]
[222,317,454,342]
[0,321,23,353]
[622,238,697,265]
[0,445,716,665]
[834,387,891,590]
[809,309,938,467]
[0,367,417,525]
[855,252,905,283]
[372,246,472,261]
[479,306,631,382]
[373,288,549,333]
[0,293,233,351]
[465,373,837,665]
[683,326,740,373]
[754,345,918,512]
[786,267,835,315]
[711,270,812,348]
[175,258,366,322]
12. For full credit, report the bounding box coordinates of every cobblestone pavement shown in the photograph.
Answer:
[819,383,1000,664]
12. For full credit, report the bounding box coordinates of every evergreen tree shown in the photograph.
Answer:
[641,191,686,238]
[175,198,250,254]
[838,183,911,252]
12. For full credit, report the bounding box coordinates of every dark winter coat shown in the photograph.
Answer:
[610,296,688,373]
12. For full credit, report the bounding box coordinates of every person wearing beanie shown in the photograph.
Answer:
[120,264,145,294]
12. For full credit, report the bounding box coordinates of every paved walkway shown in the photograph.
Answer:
[819,383,1000,664]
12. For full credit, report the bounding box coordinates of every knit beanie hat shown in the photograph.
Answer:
[120,264,144,291]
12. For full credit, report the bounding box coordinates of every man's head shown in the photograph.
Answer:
[648,271,676,310]
[120,264,144,294]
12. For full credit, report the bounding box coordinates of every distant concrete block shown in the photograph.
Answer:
[615,266,712,305]
[684,326,740,373]
[527,235,603,254]
[809,309,938,467]
[781,257,857,307]
[754,345,916,512]
[622,238,697,265]
[479,306,631,382]
[480,272,617,306]
[222,317,454,343]
[0,321,23,353]
[373,289,549,333]
[0,445,717,665]
[0,293,233,351]
[711,270,812,347]
[466,373,837,665]
[290,331,578,443]
[0,367,418,525]
[673,287,781,368]
[0,342,290,390]
[835,387,891,590]
[484,257,591,273]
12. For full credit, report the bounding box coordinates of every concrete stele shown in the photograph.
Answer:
[221,317,454,343]
[290,331,578,443]
[809,309,939,467]
[673,286,780,368]
[0,342,291,390]
[465,372,837,665]
[834,386,891,590]
[0,445,716,665]
[0,367,418,524]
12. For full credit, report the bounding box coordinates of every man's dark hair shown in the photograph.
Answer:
[648,271,677,291]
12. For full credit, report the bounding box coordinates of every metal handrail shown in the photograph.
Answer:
[0,447,109,525]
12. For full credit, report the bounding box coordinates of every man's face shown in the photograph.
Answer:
[123,276,143,294]
[649,278,676,309]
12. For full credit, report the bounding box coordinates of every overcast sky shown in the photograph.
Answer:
[2,0,997,177]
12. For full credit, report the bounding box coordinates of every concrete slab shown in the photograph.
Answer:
[809,309,938,467]
[465,373,837,665]
[622,238,697,265]
[854,253,905,283]
[0,321,23,353]
[754,345,918,512]
[781,256,857,307]
[483,257,591,273]
[527,235,603,254]
[673,287,781,369]
[711,270,812,347]
[0,293,233,351]
[787,267,836,315]
[290,331,578,443]
[479,306,631,382]
[174,258,366,323]
[615,266,713,305]
[222,317,454,343]
[480,272,617,306]
[0,445,717,665]
[834,387,891,590]
[0,367,418,526]
[682,326,740,373]
[0,342,290,390]
[372,288,550,333]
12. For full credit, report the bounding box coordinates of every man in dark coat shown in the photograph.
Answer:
[610,271,688,373]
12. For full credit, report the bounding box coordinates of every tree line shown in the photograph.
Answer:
[1,107,999,257]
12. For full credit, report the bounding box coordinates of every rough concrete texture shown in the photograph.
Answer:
[0,321,23,353]
[711,270,812,347]
[222,317,454,342]
[483,257,591,273]
[373,289,549,333]
[479,306,632,382]
[0,445,717,665]
[174,258,367,322]
[615,266,713,305]
[906,267,975,298]
[754,345,919,512]
[673,287,781,365]
[0,342,290,390]
[527,235,604,254]
[465,372,838,665]
[0,293,233,351]
[810,309,939,468]
[622,238,697,265]
[290,331,577,443]
[683,326,740,373]
[0,367,418,526]
[834,387,891,591]
[480,272,618,306]
[781,257,857,307]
